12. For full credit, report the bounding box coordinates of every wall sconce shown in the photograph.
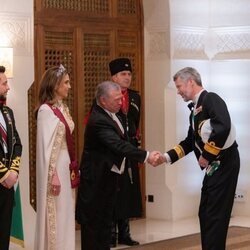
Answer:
[0,47,13,78]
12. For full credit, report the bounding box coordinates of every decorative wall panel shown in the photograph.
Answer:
[146,29,169,59]
[0,13,32,56]
[172,26,250,60]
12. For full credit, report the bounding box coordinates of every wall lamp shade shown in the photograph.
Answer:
[0,47,13,78]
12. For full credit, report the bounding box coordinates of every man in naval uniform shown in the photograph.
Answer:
[158,67,240,250]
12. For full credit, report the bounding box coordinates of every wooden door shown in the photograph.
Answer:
[29,0,145,217]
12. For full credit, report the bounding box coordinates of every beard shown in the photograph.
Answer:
[0,95,6,106]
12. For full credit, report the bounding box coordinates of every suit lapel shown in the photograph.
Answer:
[95,104,125,138]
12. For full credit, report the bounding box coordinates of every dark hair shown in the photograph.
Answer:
[0,66,6,73]
[38,65,68,106]
[173,67,202,86]
[34,65,68,118]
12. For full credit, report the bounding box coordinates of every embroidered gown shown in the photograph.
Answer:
[35,102,75,250]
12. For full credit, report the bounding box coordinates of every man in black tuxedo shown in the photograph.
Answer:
[76,81,159,250]
[109,58,142,247]
[0,66,22,250]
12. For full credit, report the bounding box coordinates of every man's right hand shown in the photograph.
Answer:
[147,151,167,167]
[3,171,18,189]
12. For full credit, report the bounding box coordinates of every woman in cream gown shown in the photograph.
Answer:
[35,65,76,250]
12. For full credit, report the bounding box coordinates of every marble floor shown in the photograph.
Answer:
[9,215,250,249]
[75,215,250,249]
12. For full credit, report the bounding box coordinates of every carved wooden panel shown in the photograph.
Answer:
[43,0,110,13]
[117,0,137,15]
[43,30,75,112]
[28,83,37,210]
[83,32,111,115]
[117,31,138,89]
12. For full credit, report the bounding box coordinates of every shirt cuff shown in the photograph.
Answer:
[164,153,172,164]
[144,151,149,163]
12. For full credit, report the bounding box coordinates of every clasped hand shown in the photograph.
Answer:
[147,151,167,167]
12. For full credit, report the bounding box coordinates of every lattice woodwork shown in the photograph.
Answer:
[44,30,75,119]
[117,31,138,89]
[45,49,75,110]
[43,0,109,13]
[45,31,73,45]
[117,0,137,15]
[83,33,111,115]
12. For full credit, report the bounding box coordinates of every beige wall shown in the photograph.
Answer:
[143,0,250,221]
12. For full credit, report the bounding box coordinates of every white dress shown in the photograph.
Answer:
[35,103,75,250]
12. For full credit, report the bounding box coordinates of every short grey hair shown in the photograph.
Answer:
[95,80,121,101]
[173,67,202,86]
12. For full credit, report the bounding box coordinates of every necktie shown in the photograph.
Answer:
[111,113,124,134]
[187,102,194,111]
[0,122,8,152]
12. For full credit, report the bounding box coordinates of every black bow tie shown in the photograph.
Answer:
[187,102,194,111]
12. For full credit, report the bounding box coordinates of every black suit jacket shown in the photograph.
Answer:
[76,103,146,224]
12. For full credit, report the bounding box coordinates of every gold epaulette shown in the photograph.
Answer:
[204,141,221,156]
[173,145,185,159]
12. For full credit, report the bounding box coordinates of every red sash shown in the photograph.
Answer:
[121,89,129,114]
[47,104,80,188]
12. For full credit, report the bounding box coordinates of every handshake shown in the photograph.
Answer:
[147,151,167,167]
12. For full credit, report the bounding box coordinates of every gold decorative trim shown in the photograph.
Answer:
[173,145,185,159]
[204,141,221,155]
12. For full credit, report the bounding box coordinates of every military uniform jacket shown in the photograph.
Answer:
[115,88,142,219]
[76,103,146,225]
[0,106,22,182]
[167,90,236,165]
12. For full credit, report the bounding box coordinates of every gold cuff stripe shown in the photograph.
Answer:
[0,167,8,173]
[0,171,10,183]
[12,157,21,166]
[0,162,5,168]
[204,141,221,155]
[10,166,19,171]
[174,145,185,159]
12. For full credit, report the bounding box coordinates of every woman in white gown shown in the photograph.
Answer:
[35,65,76,250]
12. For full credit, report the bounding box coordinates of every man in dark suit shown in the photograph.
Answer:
[0,66,22,250]
[157,67,240,250]
[76,81,159,250]
[108,58,142,246]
